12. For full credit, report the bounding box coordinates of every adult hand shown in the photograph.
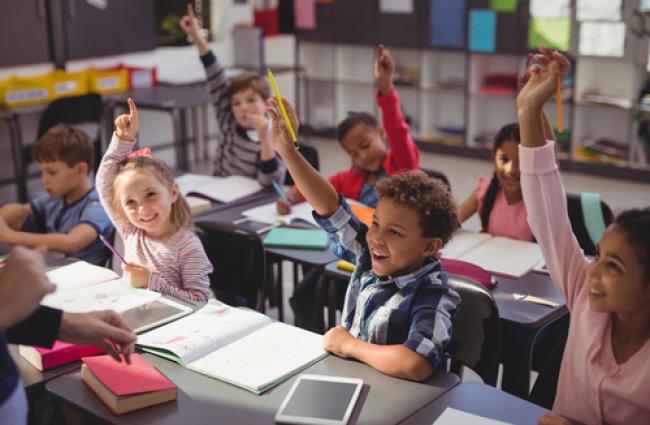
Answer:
[114,98,139,142]
[59,311,136,363]
[0,247,55,330]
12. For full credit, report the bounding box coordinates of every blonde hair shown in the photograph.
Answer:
[112,156,195,233]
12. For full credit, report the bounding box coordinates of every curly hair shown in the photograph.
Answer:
[376,170,458,245]
[31,124,94,172]
[113,156,195,233]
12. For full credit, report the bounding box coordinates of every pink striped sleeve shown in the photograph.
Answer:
[148,234,213,303]
[519,141,589,310]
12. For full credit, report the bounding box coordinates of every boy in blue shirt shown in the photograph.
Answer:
[267,98,460,380]
[0,124,113,266]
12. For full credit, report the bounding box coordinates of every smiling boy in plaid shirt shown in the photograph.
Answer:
[267,98,460,381]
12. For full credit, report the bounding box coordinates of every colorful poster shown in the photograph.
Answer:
[469,9,496,53]
[528,18,570,52]
[294,0,316,30]
[431,0,465,48]
[579,22,625,57]
[490,0,517,13]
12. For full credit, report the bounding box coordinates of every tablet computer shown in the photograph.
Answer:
[275,374,363,425]
[121,297,193,334]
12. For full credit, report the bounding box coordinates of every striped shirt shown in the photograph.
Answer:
[96,135,213,303]
[314,197,460,367]
[200,50,285,187]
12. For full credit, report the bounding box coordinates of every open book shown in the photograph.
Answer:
[176,173,262,203]
[440,231,544,279]
[241,201,318,227]
[42,261,192,333]
[137,300,327,394]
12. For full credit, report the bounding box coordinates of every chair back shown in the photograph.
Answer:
[421,167,451,192]
[566,192,613,256]
[445,274,500,386]
[284,143,320,185]
[195,220,266,311]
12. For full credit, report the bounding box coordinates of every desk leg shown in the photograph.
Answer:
[191,106,200,165]
[500,321,543,398]
[172,109,189,171]
[8,116,27,202]
[201,103,210,159]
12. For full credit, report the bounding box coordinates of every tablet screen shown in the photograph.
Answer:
[121,299,192,333]
[276,375,363,424]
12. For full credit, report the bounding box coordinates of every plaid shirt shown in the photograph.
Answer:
[314,197,461,368]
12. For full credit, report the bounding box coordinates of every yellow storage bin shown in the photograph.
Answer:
[2,73,52,107]
[89,67,128,94]
[50,69,89,100]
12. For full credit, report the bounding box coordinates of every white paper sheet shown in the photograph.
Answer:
[41,279,161,314]
[188,322,325,392]
[433,407,513,425]
[137,300,272,364]
[579,22,625,58]
[530,0,570,19]
[576,0,621,22]
[242,201,318,227]
[46,261,119,294]
[379,0,414,14]
[176,173,262,203]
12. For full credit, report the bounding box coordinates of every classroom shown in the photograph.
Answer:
[1,1,649,424]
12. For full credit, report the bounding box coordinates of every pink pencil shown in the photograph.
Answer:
[99,235,128,265]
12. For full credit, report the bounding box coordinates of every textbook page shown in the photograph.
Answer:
[242,201,318,227]
[41,279,160,314]
[137,300,272,365]
[177,174,262,203]
[432,407,513,425]
[46,261,119,294]
[458,236,543,279]
[187,322,327,394]
[439,231,491,259]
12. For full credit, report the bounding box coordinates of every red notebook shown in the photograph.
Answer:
[81,353,177,415]
[19,341,103,371]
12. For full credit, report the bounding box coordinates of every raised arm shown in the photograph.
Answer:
[266,98,339,217]
[375,45,419,170]
[517,47,588,308]
[96,98,139,236]
[180,4,209,56]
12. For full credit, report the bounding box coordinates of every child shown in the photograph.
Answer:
[0,124,113,266]
[277,44,420,213]
[96,98,213,304]
[179,5,284,186]
[457,123,534,241]
[518,47,650,425]
[267,97,460,380]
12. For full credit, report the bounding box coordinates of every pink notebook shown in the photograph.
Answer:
[19,341,103,371]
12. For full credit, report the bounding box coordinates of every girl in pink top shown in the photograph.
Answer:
[518,47,650,425]
[458,123,533,241]
[97,99,213,304]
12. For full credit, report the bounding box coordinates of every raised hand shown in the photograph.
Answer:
[517,46,570,113]
[179,3,202,39]
[114,98,139,142]
[374,44,396,96]
[266,97,300,155]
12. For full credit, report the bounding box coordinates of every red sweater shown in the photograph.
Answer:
[297,88,420,201]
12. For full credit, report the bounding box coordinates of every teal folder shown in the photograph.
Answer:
[263,227,329,250]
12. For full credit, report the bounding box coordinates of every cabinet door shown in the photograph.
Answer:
[115,0,155,54]
[0,0,50,66]
[334,0,378,45]
[63,0,119,60]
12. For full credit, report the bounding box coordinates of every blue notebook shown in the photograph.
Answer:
[263,227,329,250]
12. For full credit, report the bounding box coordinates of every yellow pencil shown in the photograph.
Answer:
[556,76,563,133]
[336,260,355,272]
[267,68,297,144]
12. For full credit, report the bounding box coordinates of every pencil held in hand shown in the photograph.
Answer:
[556,76,563,133]
[267,68,297,144]
[99,235,128,265]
